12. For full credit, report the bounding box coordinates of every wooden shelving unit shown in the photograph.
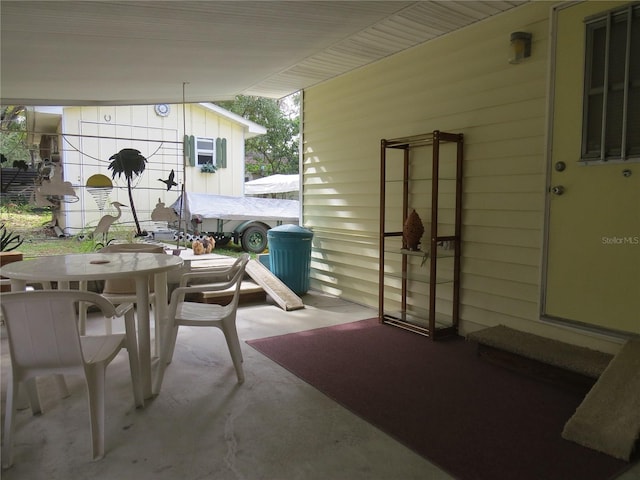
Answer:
[378,130,464,339]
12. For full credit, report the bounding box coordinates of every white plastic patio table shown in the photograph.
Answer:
[0,252,183,399]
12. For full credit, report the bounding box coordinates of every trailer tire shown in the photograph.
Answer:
[241,225,268,253]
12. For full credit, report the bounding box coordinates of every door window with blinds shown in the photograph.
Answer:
[582,3,640,163]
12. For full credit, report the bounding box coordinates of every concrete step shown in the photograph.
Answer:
[467,325,613,379]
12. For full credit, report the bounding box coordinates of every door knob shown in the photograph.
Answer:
[551,185,565,195]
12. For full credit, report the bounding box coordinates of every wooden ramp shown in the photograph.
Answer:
[245,259,304,311]
[562,338,640,460]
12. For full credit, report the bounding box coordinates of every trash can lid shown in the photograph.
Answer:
[268,224,313,238]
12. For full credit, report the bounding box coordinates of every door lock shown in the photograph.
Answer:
[555,161,566,172]
[551,185,565,195]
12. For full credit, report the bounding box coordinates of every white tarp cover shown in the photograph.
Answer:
[171,192,299,222]
[245,174,300,194]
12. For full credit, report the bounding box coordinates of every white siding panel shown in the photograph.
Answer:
[465,209,542,230]
[463,274,539,302]
[465,174,542,194]
[463,257,540,285]
[463,242,540,266]
[302,0,552,332]
[464,225,541,249]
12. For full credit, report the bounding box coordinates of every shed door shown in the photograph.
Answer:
[544,2,640,334]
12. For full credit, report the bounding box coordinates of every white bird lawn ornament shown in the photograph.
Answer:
[92,201,127,242]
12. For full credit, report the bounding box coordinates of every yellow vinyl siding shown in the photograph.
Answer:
[303,2,554,339]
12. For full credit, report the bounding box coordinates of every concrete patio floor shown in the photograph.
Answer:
[2,291,639,480]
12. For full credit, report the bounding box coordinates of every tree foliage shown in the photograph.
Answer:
[215,94,299,176]
[0,106,30,163]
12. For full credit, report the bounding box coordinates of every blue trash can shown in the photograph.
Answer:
[267,224,313,295]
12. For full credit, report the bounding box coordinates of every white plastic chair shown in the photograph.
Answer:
[153,254,250,394]
[1,290,144,468]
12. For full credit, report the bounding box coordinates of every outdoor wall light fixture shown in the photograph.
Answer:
[509,31,532,64]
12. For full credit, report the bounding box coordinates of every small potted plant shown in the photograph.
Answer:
[200,162,217,174]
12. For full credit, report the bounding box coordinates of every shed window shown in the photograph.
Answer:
[196,137,216,166]
[582,3,640,163]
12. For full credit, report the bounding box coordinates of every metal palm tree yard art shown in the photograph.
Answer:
[107,148,147,237]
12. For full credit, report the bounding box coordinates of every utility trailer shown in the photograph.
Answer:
[169,192,299,253]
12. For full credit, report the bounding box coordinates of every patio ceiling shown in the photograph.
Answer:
[1,1,527,106]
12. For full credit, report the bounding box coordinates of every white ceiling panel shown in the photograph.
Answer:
[0,1,527,106]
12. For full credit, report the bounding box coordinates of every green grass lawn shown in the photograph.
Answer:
[0,204,252,259]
